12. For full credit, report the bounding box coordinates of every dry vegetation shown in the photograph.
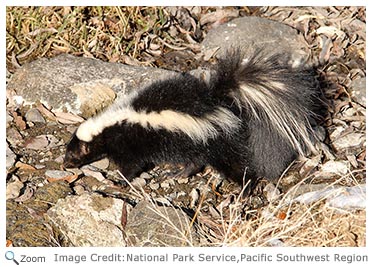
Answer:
[6,6,366,247]
[7,6,195,72]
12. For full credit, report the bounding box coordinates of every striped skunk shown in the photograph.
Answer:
[64,49,324,195]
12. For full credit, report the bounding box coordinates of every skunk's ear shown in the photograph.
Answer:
[80,141,90,156]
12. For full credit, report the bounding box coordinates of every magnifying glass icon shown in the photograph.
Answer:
[5,251,19,265]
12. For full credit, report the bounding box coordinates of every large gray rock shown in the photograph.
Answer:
[202,16,310,67]
[291,184,366,211]
[47,193,126,246]
[125,201,196,246]
[7,54,174,118]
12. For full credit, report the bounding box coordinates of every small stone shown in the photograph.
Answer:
[6,176,24,200]
[177,177,189,184]
[81,167,106,182]
[6,127,24,147]
[332,132,365,152]
[65,168,83,176]
[299,154,321,177]
[139,172,152,180]
[54,154,64,163]
[189,188,199,209]
[320,160,349,176]
[350,77,366,107]
[341,107,356,117]
[90,158,110,170]
[73,185,86,195]
[263,183,281,202]
[148,182,160,190]
[329,126,345,140]
[25,108,46,123]
[6,112,13,128]
[34,164,45,170]
[6,144,17,171]
[131,177,146,188]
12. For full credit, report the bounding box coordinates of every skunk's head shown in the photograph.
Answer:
[63,131,106,169]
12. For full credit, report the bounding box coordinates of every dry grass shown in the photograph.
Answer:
[121,171,365,247]
[206,175,366,247]
[220,200,365,247]
[6,6,172,71]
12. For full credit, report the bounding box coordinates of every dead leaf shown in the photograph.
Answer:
[15,162,36,171]
[46,173,79,183]
[54,111,84,124]
[36,103,57,121]
[12,111,26,130]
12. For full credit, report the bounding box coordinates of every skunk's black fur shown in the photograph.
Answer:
[64,49,324,195]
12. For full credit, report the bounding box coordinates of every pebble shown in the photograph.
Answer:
[160,180,170,189]
[139,172,152,180]
[6,127,24,147]
[299,155,321,177]
[131,177,147,188]
[6,176,24,200]
[332,132,365,152]
[320,160,349,176]
[54,111,84,124]
[189,188,199,208]
[73,184,86,195]
[6,143,17,171]
[329,126,345,140]
[350,77,366,107]
[177,177,189,184]
[81,167,106,182]
[148,182,160,190]
[90,158,110,170]
[25,108,46,123]
[15,161,36,171]
[54,154,64,163]
[6,112,13,127]
[263,183,281,202]
[34,164,46,169]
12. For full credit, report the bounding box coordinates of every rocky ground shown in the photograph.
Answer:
[6,6,365,247]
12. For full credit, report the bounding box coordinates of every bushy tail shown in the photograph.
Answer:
[211,48,321,155]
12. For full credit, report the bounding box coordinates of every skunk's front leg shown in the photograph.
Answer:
[117,160,154,182]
